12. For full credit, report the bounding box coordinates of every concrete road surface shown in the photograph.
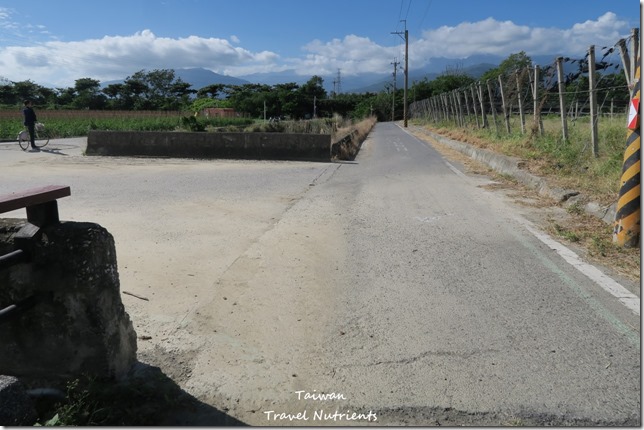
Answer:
[0,125,639,426]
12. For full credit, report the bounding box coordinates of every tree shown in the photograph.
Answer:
[118,69,194,110]
[481,51,533,82]
[352,91,394,121]
[197,84,226,99]
[12,80,46,105]
[428,73,475,94]
[72,78,106,109]
[55,87,76,107]
[0,84,16,106]
[411,78,433,101]
[298,76,327,118]
[190,97,233,114]
[227,83,269,118]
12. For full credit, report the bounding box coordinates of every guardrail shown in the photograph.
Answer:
[0,185,70,323]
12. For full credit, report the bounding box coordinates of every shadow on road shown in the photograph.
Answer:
[38,147,69,156]
[28,361,246,426]
[129,361,247,426]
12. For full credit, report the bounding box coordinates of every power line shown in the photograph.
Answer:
[404,0,412,22]
[417,0,433,33]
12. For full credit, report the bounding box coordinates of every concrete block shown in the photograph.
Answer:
[0,220,137,381]
[87,131,332,162]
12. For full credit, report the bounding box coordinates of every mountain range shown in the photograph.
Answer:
[105,53,615,95]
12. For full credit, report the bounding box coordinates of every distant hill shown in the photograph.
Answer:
[239,69,307,86]
[102,68,250,90]
[96,53,616,96]
[175,68,250,89]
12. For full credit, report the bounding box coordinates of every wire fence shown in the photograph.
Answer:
[410,28,640,157]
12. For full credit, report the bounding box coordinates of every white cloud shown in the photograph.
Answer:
[415,12,629,61]
[287,12,630,76]
[297,35,397,76]
[0,29,281,86]
[0,12,632,87]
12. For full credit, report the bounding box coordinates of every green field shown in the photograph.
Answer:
[0,110,255,140]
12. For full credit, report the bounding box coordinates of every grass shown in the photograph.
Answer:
[0,110,255,140]
[415,114,630,206]
[32,369,192,426]
[0,109,364,140]
[333,116,377,160]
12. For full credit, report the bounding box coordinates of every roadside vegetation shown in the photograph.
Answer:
[0,68,396,142]
[417,114,627,204]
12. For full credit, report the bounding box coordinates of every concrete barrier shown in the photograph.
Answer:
[0,218,137,382]
[87,131,332,161]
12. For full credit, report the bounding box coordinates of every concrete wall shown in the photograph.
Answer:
[0,219,137,382]
[87,131,332,161]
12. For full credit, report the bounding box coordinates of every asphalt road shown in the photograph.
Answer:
[300,122,640,426]
[0,125,640,426]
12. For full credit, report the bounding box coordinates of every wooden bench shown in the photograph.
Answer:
[0,185,71,227]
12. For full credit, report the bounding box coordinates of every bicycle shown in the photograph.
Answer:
[18,122,50,151]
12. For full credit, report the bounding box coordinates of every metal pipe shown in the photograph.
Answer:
[0,294,39,324]
[0,249,29,269]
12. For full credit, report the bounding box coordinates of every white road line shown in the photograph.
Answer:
[517,217,640,316]
[399,123,639,316]
[444,160,468,180]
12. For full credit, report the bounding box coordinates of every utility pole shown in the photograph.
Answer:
[391,20,409,127]
[332,69,342,99]
[391,57,400,122]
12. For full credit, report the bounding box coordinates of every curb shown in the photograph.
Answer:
[414,127,617,225]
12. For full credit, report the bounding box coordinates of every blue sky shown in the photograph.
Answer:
[0,0,639,87]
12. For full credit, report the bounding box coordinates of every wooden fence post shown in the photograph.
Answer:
[618,38,632,88]
[463,88,472,125]
[470,85,480,128]
[532,65,544,135]
[589,45,599,157]
[451,91,459,126]
[630,28,639,84]
[486,80,499,134]
[556,57,569,142]
[476,81,490,128]
[456,91,465,127]
[442,93,450,123]
[499,75,511,134]
[516,70,526,134]
[478,81,488,128]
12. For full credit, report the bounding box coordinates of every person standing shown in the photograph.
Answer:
[22,100,38,151]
